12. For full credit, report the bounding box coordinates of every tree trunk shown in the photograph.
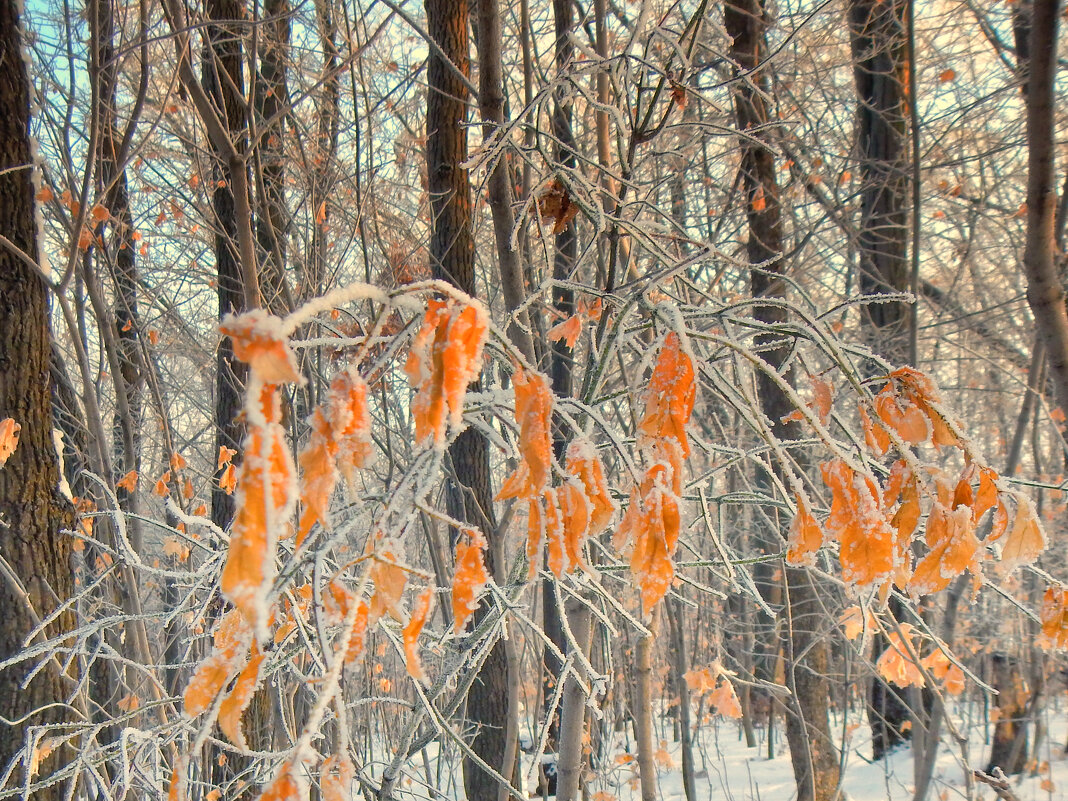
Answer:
[987,653,1028,775]
[424,1,509,798]
[724,0,840,796]
[849,0,910,364]
[205,0,250,533]
[1019,0,1068,410]
[0,1,76,794]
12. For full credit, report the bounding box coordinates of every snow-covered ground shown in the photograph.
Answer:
[366,701,1068,801]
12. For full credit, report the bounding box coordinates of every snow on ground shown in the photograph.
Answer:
[362,699,1068,801]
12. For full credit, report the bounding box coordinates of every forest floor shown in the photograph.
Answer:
[371,700,1068,801]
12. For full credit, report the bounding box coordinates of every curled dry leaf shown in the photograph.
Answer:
[786,492,823,566]
[497,367,554,501]
[628,464,681,616]
[821,459,896,590]
[547,314,583,350]
[875,624,925,689]
[566,439,617,536]
[638,332,695,462]
[218,641,265,751]
[995,492,1046,576]
[0,418,20,467]
[452,530,489,633]
[708,678,742,719]
[116,470,139,493]
[921,647,966,696]
[908,503,981,597]
[404,299,488,447]
[403,587,435,681]
[183,609,251,717]
[220,310,303,386]
[1039,587,1068,650]
[321,754,356,801]
[222,414,297,642]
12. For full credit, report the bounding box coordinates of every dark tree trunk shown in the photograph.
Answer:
[424,1,508,797]
[849,0,910,363]
[848,0,923,759]
[987,653,1029,775]
[724,0,840,798]
[205,0,250,533]
[0,1,76,794]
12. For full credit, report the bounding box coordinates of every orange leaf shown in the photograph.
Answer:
[565,439,617,536]
[403,587,435,681]
[996,494,1046,575]
[526,496,544,581]
[298,408,338,543]
[939,68,956,82]
[222,420,297,641]
[496,368,554,501]
[786,492,823,566]
[561,480,591,574]
[543,487,566,578]
[839,606,873,640]
[116,470,139,493]
[368,546,409,624]
[259,763,304,801]
[218,445,238,469]
[709,678,742,718]
[404,300,488,447]
[163,537,190,561]
[218,641,265,751]
[183,610,251,716]
[453,531,489,633]
[909,503,981,596]
[170,452,187,471]
[321,755,356,801]
[1039,586,1068,650]
[0,419,20,467]
[219,463,237,495]
[154,470,171,496]
[638,333,695,458]
[220,310,303,385]
[629,465,681,615]
[547,314,583,350]
[821,459,896,589]
[327,368,374,485]
[876,624,925,688]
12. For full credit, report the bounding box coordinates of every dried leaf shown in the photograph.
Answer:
[218,642,265,751]
[452,531,489,633]
[116,470,139,493]
[403,587,435,681]
[996,494,1046,575]
[565,439,617,536]
[497,368,554,501]
[547,314,583,350]
[220,310,303,385]
[0,418,20,467]
[786,492,823,566]
[708,678,742,719]
[638,333,696,459]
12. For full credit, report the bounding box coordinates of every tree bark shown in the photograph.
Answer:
[424,1,509,798]
[0,1,76,794]
[725,0,841,796]
[1020,0,1068,411]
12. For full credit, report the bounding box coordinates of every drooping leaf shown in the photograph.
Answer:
[497,367,554,501]
[218,641,265,751]
[565,439,617,536]
[452,531,489,633]
[220,310,303,385]
[638,332,695,458]
[786,491,823,566]
[403,587,435,681]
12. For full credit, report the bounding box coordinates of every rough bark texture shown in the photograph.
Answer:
[849,0,911,362]
[424,1,509,797]
[848,0,920,759]
[0,1,76,793]
[987,653,1029,776]
[205,0,249,532]
[725,0,840,797]
[1020,0,1068,411]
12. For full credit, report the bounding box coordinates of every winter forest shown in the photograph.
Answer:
[2,0,1068,796]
